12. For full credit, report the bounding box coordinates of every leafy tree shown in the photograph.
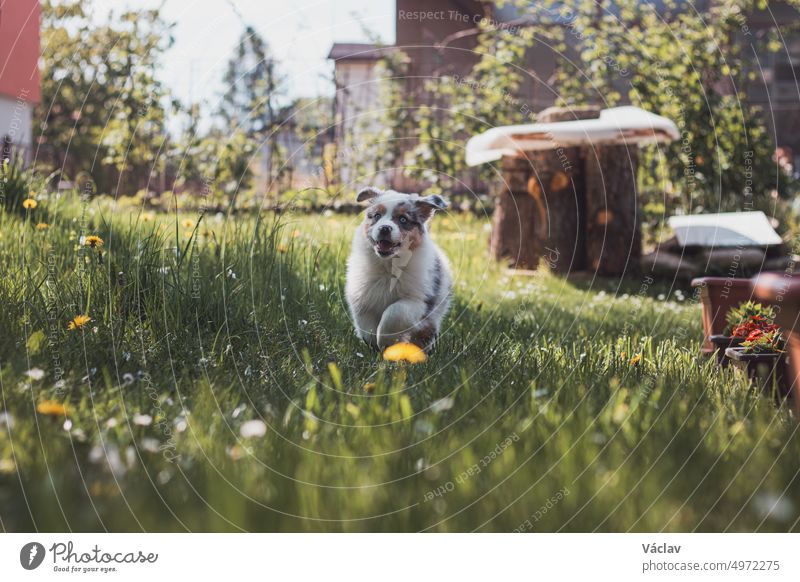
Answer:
[172,124,257,207]
[36,1,98,178]
[214,130,257,199]
[404,13,536,190]
[394,0,795,214]
[220,26,280,135]
[271,96,334,194]
[541,0,791,213]
[35,1,175,195]
[219,26,283,192]
[97,11,175,193]
[171,103,208,190]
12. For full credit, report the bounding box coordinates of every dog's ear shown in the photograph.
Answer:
[356,187,383,202]
[416,194,449,221]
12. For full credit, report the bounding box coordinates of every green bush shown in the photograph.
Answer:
[0,155,35,214]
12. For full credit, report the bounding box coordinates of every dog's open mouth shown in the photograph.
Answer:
[374,239,400,257]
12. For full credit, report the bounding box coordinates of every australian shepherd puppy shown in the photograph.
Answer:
[345,187,453,351]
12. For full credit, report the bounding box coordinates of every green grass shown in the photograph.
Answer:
[1,193,799,532]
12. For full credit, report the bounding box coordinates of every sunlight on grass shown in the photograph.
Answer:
[0,194,798,532]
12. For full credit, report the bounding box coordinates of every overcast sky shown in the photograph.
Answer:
[100,0,395,109]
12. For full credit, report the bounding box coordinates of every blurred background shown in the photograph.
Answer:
[2,0,799,220]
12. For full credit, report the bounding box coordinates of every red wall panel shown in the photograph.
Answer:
[0,0,41,103]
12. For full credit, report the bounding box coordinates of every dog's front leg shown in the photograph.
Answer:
[352,309,381,350]
[377,299,426,349]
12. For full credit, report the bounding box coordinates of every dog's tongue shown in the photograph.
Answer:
[377,240,394,252]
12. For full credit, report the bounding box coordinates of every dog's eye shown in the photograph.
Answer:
[374,213,381,220]
[399,216,408,224]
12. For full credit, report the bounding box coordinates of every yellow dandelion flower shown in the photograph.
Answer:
[142,213,155,222]
[83,235,103,248]
[37,400,67,416]
[292,230,301,238]
[36,222,49,230]
[68,314,91,330]
[363,382,376,393]
[182,219,194,229]
[383,342,427,364]
[22,198,37,209]
[278,244,288,253]
[28,190,37,198]
[629,354,642,366]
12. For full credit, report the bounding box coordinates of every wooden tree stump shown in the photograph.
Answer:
[585,145,642,276]
[488,105,646,276]
[525,106,600,273]
[489,156,538,268]
[526,148,587,273]
[483,104,665,277]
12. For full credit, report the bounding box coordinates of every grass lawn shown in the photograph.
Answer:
[1,193,799,532]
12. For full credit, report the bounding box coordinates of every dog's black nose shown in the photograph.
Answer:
[378,225,392,237]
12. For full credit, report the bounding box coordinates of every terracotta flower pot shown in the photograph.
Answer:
[725,347,788,398]
[751,272,800,416]
[692,277,756,357]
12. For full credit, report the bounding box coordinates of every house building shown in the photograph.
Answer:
[327,43,396,188]
[329,0,800,190]
[0,0,41,164]
[747,1,800,166]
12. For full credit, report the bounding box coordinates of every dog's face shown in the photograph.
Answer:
[357,187,448,258]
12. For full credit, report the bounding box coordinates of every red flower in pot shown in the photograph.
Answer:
[731,319,780,340]
[725,328,788,398]
[709,301,778,365]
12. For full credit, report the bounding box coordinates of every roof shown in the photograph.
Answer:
[327,43,393,61]
[0,0,41,103]
[465,106,679,166]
